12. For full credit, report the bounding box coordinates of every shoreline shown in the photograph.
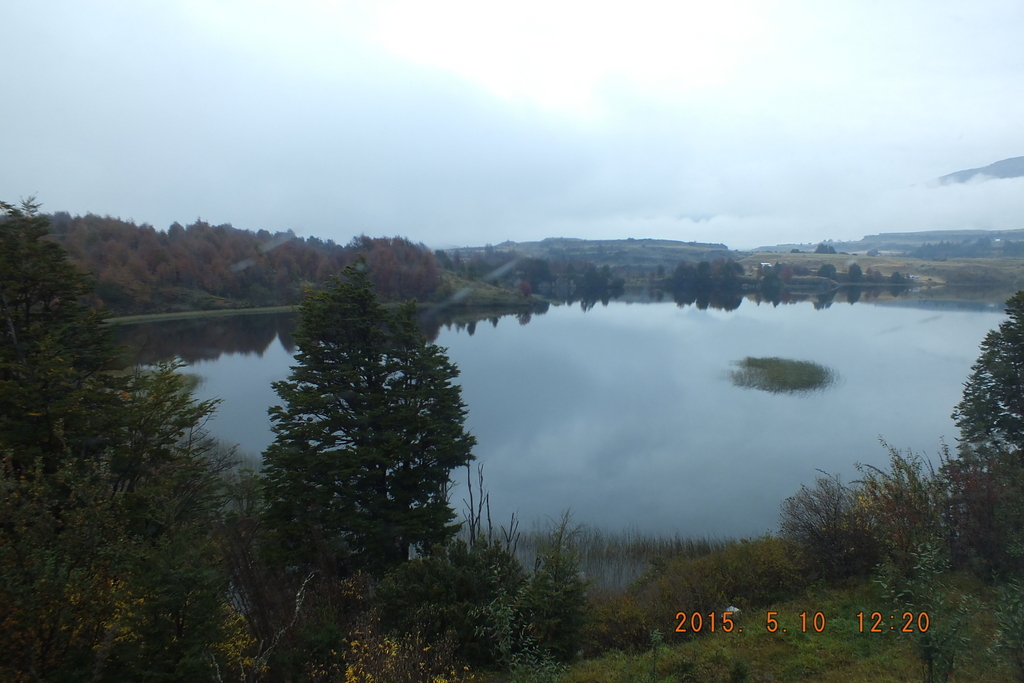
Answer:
[103,281,1016,326]
[105,298,538,326]
[105,305,299,326]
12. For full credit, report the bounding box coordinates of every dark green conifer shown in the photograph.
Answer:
[0,199,123,466]
[262,258,475,574]
[953,291,1024,454]
[1,200,237,681]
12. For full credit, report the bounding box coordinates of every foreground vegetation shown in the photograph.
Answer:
[5,199,1024,682]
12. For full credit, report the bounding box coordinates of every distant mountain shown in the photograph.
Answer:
[937,156,1024,184]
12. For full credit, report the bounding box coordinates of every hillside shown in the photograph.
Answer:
[937,155,1024,184]
[40,212,442,315]
[461,237,742,269]
[740,251,1024,293]
[759,228,1024,256]
[757,155,1024,255]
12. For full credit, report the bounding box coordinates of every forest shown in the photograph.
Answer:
[42,211,633,315]
[44,211,441,313]
[36,209,927,320]
[3,199,1024,682]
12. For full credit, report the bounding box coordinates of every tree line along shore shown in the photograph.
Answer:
[28,208,1024,322]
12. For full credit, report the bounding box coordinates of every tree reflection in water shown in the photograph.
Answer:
[115,313,298,364]
[115,285,921,366]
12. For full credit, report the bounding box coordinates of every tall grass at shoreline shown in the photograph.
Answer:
[456,467,732,593]
[512,525,731,593]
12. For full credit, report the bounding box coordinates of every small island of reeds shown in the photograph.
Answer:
[730,356,838,394]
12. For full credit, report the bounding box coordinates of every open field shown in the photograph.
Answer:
[742,252,1024,290]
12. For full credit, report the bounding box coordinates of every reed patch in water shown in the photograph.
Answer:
[730,356,838,394]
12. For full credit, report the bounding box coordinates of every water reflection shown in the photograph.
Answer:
[439,301,1004,537]
[116,313,298,364]
[416,301,550,342]
[110,297,1011,538]
[631,281,919,311]
[814,290,837,310]
[113,286,1015,365]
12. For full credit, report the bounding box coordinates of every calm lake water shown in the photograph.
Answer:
[117,297,1006,539]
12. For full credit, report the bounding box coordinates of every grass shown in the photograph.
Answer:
[106,273,531,327]
[557,578,1011,682]
[730,357,839,395]
[105,304,297,325]
[742,251,1024,293]
[513,527,730,593]
[422,518,1019,682]
[432,272,534,309]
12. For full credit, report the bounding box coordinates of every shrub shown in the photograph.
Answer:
[876,542,980,683]
[779,472,882,580]
[373,538,525,666]
[473,568,566,683]
[520,517,589,662]
[262,572,375,681]
[993,580,1024,680]
[856,445,946,574]
[342,617,469,683]
[632,536,807,645]
[941,444,1024,578]
[583,590,654,655]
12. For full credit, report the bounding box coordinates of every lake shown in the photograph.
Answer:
[116,295,1007,539]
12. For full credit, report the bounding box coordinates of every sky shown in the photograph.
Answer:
[2,0,1024,250]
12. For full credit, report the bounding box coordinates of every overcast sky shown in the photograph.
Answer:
[3,0,1023,250]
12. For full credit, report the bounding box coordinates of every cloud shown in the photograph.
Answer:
[2,0,1024,249]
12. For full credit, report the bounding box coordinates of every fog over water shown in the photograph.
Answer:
[125,300,1005,538]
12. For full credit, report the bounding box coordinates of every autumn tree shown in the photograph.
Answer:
[47,212,443,313]
[261,258,476,575]
[347,235,441,301]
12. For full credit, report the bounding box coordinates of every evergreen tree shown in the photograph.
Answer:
[946,291,1024,576]
[0,200,239,681]
[0,199,123,467]
[0,452,132,681]
[262,259,476,574]
[953,291,1024,455]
